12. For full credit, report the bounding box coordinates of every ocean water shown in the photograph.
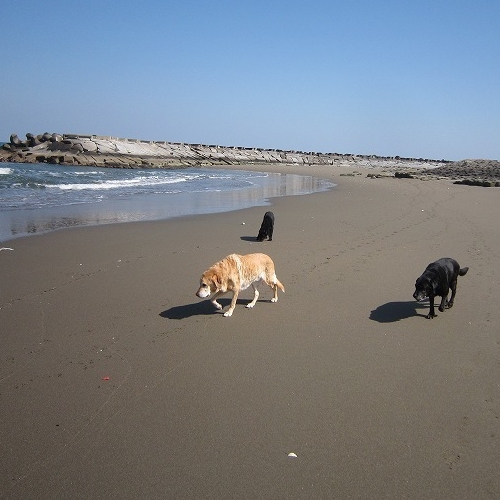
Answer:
[0,163,334,242]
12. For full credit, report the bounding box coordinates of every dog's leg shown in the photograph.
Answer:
[448,280,458,308]
[427,294,436,319]
[246,283,260,309]
[269,282,280,303]
[438,294,448,312]
[224,290,239,317]
[267,275,284,303]
[439,290,453,312]
[211,291,225,310]
[271,284,278,302]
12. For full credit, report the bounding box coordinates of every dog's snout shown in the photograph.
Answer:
[196,283,211,299]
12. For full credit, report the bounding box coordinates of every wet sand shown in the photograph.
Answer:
[1,163,499,499]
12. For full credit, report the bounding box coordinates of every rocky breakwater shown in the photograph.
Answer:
[1,132,450,171]
[4,131,497,184]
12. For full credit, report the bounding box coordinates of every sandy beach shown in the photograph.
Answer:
[1,163,499,499]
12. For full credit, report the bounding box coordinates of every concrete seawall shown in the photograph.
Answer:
[1,132,448,170]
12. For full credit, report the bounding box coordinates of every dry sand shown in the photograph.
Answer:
[1,163,499,499]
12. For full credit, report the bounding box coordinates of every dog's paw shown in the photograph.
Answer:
[246,303,255,309]
[271,298,278,303]
[212,301,223,310]
[439,301,449,312]
[223,309,233,317]
[426,313,436,319]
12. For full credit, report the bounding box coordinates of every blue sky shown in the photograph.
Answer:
[1,0,499,160]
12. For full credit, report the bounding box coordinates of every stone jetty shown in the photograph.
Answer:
[1,132,499,185]
[1,132,447,169]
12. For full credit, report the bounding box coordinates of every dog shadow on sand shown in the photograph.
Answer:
[163,300,428,322]
[160,299,234,320]
[369,300,428,323]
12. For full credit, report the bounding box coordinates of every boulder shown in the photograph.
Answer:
[10,134,26,147]
[81,141,98,152]
[26,133,41,147]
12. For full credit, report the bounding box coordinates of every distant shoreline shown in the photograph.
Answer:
[1,132,499,185]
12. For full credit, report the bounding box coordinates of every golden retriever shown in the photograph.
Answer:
[196,253,285,317]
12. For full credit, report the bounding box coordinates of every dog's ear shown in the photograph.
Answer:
[211,272,225,292]
[429,277,438,292]
[422,277,436,294]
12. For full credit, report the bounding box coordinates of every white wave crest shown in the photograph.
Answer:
[49,176,188,191]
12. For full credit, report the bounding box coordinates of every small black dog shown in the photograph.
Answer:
[413,258,469,319]
[256,211,275,242]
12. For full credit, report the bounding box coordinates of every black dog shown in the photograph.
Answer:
[256,211,275,242]
[413,258,469,319]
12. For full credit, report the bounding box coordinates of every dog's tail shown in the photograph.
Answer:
[275,279,285,293]
[459,267,469,276]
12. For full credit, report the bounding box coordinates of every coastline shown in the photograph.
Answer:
[0,165,333,243]
[1,162,499,499]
